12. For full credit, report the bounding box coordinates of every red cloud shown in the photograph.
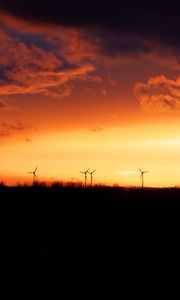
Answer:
[0,65,95,95]
[0,30,59,69]
[1,10,180,109]
[1,10,180,71]
[135,75,180,112]
[0,30,95,98]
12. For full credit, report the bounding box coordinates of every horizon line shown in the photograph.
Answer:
[0,180,179,189]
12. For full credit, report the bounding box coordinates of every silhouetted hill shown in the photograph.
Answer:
[3,185,180,295]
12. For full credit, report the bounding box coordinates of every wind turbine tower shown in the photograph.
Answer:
[138,168,149,188]
[88,169,96,188]
[79,168,89,188]
[28,166,38,185]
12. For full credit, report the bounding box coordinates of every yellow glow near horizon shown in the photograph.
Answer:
[1,123,180,187]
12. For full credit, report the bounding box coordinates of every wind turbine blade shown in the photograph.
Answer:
[34,166,38,172]
[138,168,142,173]
[27,171,33,173]
[92,169,96,174]
[85,168,90,173]
[79,171,85,174]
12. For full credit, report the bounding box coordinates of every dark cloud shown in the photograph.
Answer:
[89,126,102,132]
[0,2,179,69]
[19,137,32,142]
[0,0,180,48]
[0,119,34,140]
[0,130,10,138]
[83,29,154,59]
[2,119,27,131]
[24,137,31,142]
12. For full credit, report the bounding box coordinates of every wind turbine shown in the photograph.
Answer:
[88,169,96,188]
[28,166,38,185]
[79,168,89,188]
[138,168,149,188]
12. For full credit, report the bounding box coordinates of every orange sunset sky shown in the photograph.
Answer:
[0,1,180,187]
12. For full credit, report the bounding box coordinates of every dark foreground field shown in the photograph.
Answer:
[2,185,180,295]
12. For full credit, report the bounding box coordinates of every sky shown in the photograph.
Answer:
[0,0,180,187]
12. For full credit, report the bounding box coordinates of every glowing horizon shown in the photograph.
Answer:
[1,128,180,187]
